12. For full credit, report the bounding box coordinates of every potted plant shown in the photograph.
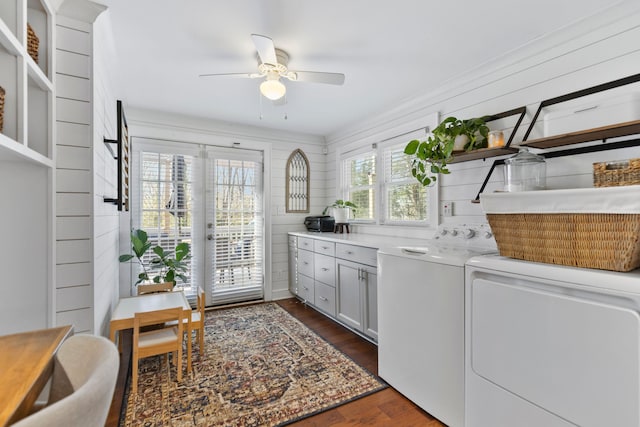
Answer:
[404,115,489,186]
[119,228,191,288]
[322,200,358,223]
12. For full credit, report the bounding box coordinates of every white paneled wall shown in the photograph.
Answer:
[55,12,117,336]
[327,4,640,232]
[56,16,93,333]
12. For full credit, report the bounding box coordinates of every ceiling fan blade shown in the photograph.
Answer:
[251,34,278,66]
[289,71,345,85]
[199,72,262,79]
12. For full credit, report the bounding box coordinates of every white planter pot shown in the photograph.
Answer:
[453,134,468,151]
[332,207,350,223]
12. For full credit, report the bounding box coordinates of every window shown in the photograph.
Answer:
[343,151,376,221]
[383,143,428,223]
[339,123,437,226]
[134,151,196,293]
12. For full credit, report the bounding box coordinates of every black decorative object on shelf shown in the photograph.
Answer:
[103,100,130,211]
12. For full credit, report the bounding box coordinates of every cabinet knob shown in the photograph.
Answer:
[319,296,328,302]
[322,246,328,249]
[346,250,353,254]
[322,267,329,271]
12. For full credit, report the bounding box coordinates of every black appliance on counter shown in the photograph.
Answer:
[304,216,335,232]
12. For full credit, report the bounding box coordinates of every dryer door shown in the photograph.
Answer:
[470,277,640,427]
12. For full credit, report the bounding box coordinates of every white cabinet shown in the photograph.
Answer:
[335,258,378,340]
[288,232,378,342]
[0,0,55,335]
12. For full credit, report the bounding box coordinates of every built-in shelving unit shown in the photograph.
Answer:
[0,0,54,166]
[0,0,55,334]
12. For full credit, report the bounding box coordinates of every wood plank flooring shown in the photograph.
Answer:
[107,298,445,426]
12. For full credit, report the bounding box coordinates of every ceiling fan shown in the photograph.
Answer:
[199,34,345,101]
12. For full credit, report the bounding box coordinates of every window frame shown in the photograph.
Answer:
[338,126,439,228]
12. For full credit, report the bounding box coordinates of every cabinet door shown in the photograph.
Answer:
[336,259,363,332]
[363,266,378,340]
[288,236,297,295]
[298,274,315,304]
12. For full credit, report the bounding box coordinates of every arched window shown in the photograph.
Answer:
[286,149,310,213]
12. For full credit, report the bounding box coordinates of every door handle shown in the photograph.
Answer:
[321,268,329,271]
[207,234,214,241]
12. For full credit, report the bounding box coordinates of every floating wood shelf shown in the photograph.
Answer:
[521,119,640,149]
[449,147,518,163]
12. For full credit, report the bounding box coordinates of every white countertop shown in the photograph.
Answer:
[288,231,434,250]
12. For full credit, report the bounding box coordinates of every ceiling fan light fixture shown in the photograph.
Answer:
[260,78,286,100]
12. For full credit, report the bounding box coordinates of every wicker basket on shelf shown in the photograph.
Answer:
[27,23,39,63]
[0,86,5,133]
[593,158,640,187]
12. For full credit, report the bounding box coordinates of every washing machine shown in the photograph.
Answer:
[465,255,640,427]
[377,224,496,427]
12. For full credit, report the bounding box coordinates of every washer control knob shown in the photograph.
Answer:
[450,229,458,236]
[463,229,475,239]
[484,231,493,239]
[439,229,448,236]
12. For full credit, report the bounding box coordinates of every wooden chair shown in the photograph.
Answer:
[132,307,185,394]
[166,287,205,373]
[137,281,173,295]
[191,286,206,356]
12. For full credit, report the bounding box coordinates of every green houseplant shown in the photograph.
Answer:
[322,200,358,222]
[404,116,489,186]
[119,229,191,287]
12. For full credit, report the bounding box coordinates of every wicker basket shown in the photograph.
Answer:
[27,23,39,63]
[0,85,4,133]
[593,158,640,187]
[486,213,640,272]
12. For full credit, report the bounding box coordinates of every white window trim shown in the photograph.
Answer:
[336,116,440,228]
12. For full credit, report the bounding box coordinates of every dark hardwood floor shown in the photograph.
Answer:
[106,298,445,426]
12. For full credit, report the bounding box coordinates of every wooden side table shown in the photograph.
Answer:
[334,223,350,233]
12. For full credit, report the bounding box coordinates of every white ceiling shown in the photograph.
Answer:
[99,0,621,137]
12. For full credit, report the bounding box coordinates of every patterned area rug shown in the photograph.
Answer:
[122,302,386,426]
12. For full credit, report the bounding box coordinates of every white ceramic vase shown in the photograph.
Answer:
[453,134,468,151]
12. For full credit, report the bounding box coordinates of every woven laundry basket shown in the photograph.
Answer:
[481,186,640,272]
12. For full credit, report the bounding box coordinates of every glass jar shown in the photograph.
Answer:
[503,148,546,191]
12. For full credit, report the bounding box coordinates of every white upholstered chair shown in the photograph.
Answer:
[12,334,119,427]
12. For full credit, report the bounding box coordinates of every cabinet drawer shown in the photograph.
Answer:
[314,240,335,256]
[298,237,315,251]
[314,253,335,286]
[298,274,315,304]
[315,281,336,317]
[336,243,378,266]
[298,249,314,277]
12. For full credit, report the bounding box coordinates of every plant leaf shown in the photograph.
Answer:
[404,139,420,155]
[119,254,134,262]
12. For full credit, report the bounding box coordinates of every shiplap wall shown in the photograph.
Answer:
[122,110,325,301]
[56,16,93,333]
[326,4,640,236]
[55,13,117,335]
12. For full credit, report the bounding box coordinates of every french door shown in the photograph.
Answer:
[132,140,264,307]
[205,148,264,305]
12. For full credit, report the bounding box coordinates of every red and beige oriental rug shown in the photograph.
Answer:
[122,302,386,426]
